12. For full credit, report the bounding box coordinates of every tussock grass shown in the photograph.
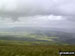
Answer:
[0,43,75,56]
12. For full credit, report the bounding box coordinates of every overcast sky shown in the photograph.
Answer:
[0,0,75,29]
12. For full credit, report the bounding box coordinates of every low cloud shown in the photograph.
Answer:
[0,0,75,30]
[0,15,74,29]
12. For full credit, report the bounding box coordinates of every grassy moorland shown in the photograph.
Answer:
[0,41,75,56]
[0,31,75,56]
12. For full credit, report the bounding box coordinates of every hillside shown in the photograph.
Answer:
[0,27,75,45]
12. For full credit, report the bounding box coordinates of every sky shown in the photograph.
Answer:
[0,0,75,30]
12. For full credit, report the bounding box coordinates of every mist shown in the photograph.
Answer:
[0,0,75,33]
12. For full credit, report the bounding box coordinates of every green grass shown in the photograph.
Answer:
[0,40,58,45]
[0,42,75,56]
[0,32,74,56]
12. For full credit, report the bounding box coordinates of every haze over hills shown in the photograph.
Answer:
[0,27,75,45]
[0,0,75,46]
